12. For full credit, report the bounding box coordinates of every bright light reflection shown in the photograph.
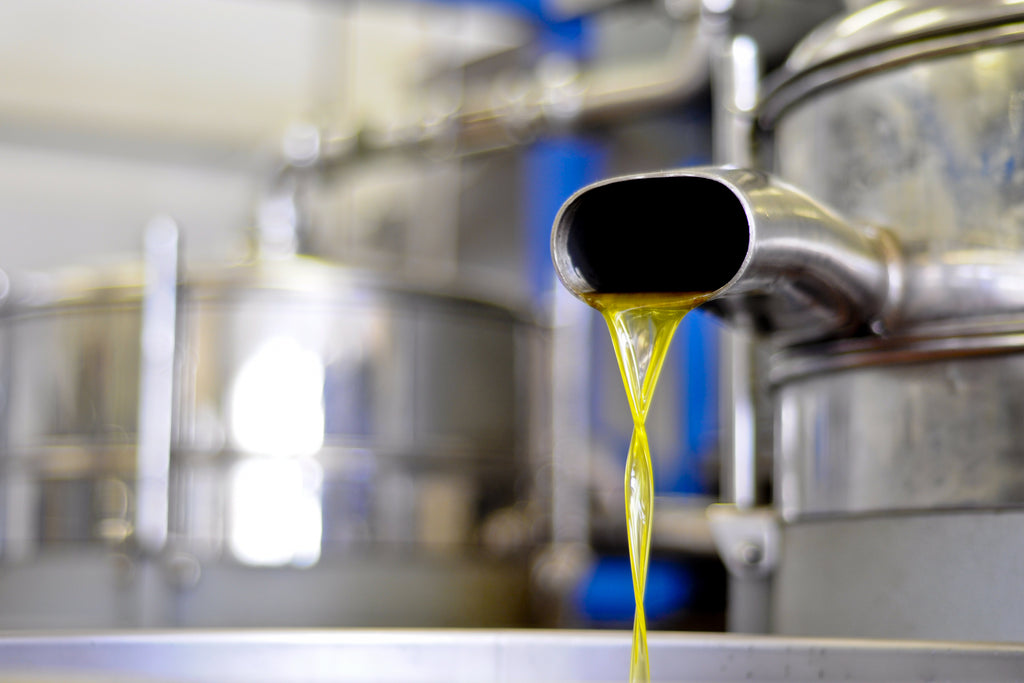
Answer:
[974,48,1008,73]
[731,35,759,112]
[890,8,950,36]
[230,337,325,457]
[229,458,323,567]
[835,0,904,38]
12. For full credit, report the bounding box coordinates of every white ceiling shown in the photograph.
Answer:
[0,0,528,166]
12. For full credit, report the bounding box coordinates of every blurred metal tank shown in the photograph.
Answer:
[0,235,539,627]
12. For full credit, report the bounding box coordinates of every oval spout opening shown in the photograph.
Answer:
[560,176,750,294]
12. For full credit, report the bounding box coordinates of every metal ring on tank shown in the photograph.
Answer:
[760,22,1024,128]
[771,327,1024,384]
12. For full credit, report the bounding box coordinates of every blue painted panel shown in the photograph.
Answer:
[523,135,607,301]
[422,0,588,57]
[575,556,695,623]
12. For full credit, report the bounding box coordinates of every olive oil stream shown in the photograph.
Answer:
[583,292,709,683]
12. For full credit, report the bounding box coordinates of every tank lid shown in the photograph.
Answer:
[791,1,1024,71]
[760,0,1024,126]
[3,257,529,319]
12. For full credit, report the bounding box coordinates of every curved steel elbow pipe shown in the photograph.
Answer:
[551,167,902,343]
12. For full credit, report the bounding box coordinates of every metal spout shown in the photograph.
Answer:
[551,166,901,343]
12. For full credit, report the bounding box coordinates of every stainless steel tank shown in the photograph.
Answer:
[552,0,1024,642]
[760,0,1024,641]
[761,0,1024,515]
[0,248,538,628]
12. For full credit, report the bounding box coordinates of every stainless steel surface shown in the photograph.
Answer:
[775,511,1024,642]
[0,629,1022,682]
[562,17,709,128]
[774,39,1024,333]
[293,0,839,170]
[787,0,1024,73]
[549,286,592,548]
[550,166,896,343]
[711,41,765,638]
[309,16,712,165]
[0,550,529,629]
[719,327,757,510]
[707,504,778,634]
[548,0,1024,641]
[135,218,180,556]
[761,2,1024,126]
[759,2,1024,519]
[0,256,536,627]
[776,349,1024,519]
[252,160,310,260]
[716,325,769,634]
[712,34,760,168]
[770,328,1024,382]
[707,506,779,581]
[757,0,1024,638]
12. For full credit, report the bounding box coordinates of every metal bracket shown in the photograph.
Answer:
[707,503,780,579]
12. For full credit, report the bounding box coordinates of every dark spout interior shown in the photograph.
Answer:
[563,176,750,294]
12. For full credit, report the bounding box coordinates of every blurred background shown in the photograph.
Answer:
[0,0,840,630]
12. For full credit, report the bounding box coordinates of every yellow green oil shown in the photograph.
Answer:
[582,292,709,683]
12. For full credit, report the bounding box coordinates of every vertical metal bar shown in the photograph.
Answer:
[550,287,593,546]
[526,132,604,551]
[710,26,772,633]
[712,31,760,511]
[135,216,180,556]
[719,327,757,510]
[712,33,759,169]
[0,271,14,562]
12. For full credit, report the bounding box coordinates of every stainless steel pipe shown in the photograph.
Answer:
[551,166,899,343]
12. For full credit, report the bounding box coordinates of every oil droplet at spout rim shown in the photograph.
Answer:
[583,291,708,683]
